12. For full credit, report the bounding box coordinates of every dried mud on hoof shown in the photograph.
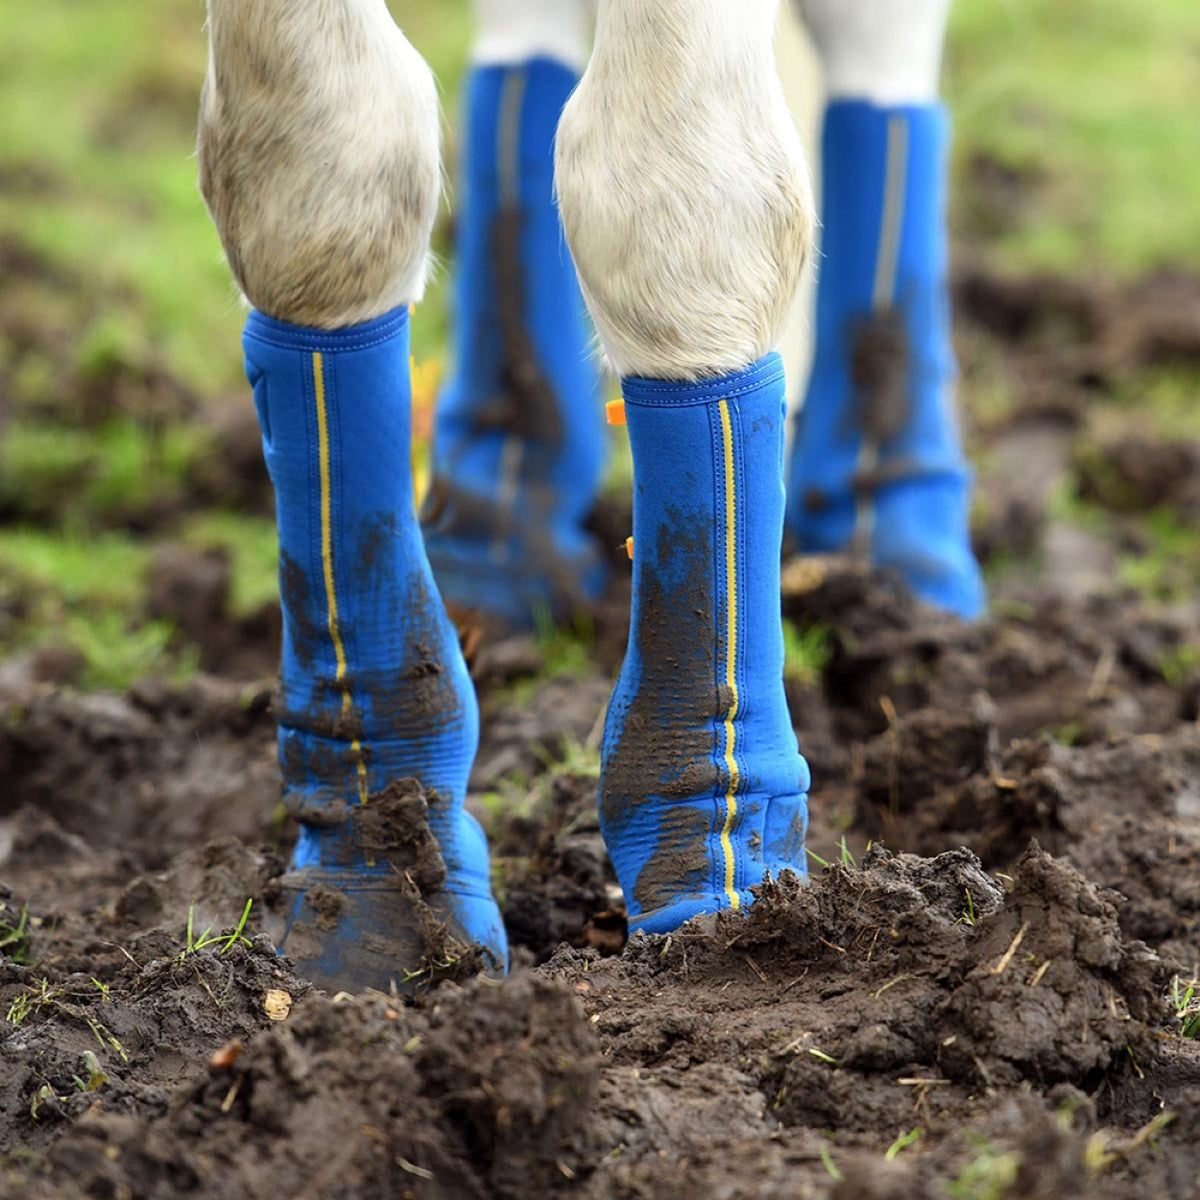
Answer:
[273,780,498,995]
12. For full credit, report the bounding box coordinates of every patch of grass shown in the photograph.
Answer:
[501,613,597,706]
[0,527,200,688]
[783,619,832,686]
[941,1137,1020,1200]
[1170,975,1200,1039]
[1048,483,1200,610]
[0,417,207,526]
[69,611,196,691]
[1158,645,1200,689]
[0,907,32,965]
[1103,366,1200,441]
[957,888,977,928]
[947,0,1200,275]
[1116,508,1200,605]
[178,898,254,960]
[4,978,128,1062]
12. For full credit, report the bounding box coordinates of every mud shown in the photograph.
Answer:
[5,264,1200,1198]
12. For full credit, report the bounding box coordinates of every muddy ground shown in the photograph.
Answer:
[4,263,1200,1199]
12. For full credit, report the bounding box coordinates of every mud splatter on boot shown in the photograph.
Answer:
[602,355,810,934]
[277,780,498,991]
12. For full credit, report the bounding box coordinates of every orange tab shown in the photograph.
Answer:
[625,536,635,561]
[606,399,627,426]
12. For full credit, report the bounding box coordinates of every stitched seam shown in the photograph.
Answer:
[623,357,784,406]
[245,309,408,352]
[709,404,726,908]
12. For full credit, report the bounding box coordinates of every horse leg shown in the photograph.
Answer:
[199,0,506,990]
[556,0,815,932]
[421,0,608,631]
[788,0,985,619]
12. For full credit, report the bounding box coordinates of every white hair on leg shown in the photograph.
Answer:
[795,0,952,104]
[198,0,440,328]
[554,0,814,382]
[472,0,593,71]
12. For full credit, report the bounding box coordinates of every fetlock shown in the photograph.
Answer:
[601,357,810,935]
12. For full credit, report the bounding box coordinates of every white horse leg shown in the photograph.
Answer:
[798,0,951,104]
[197,0,507,990]
[556,0,815,932]
[199,0,439,328]
[472,0,592,71]
[557,0,811,380]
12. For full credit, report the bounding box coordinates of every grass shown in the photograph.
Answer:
[178,899,254,960]
[2,0,1199,693]
[181,512,279,617]
[0,417,207,527]
[885,1127,923,1162]
[947,0,1200,276]
[1116,508,1200,605]
[0,907,32,964]
[783,620,832,686]
[0,526,199,689]
[4,978,128,1063]
[1170,975,1200,1039]
[942,1137,1020,1200]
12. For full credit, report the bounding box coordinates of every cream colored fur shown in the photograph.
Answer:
[198,0,945,362]
[796,0,951,103]
[198,0,440,328]
[472,0,593,70]
[555,0,814,381]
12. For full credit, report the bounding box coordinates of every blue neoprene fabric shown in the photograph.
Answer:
[602,355,811,936]
[423,58,606,627]
[787,101,985,619]
[243,307,507,973]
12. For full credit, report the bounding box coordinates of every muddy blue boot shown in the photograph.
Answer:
[602,356,810,935]
[243,307,507,991]
[786,101,985,619]
[422,58,606,631]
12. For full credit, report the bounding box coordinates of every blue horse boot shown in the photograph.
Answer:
[602,356,811,935]
[243,307,507,991]
[787,101,985,619]
[422,58,607,631]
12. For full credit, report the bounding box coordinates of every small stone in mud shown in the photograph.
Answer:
[263,990,292,1022]
[209,1039,244,1069]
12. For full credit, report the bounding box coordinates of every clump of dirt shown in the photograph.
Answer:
[0,933,308,1161]
[3,974,598,1200]
[491,771,622,962]
[0,676,278,868]
[1074,434,1200,517]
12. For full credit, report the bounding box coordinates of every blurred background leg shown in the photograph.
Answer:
[786,0,985,619]
[421,0,607,633]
